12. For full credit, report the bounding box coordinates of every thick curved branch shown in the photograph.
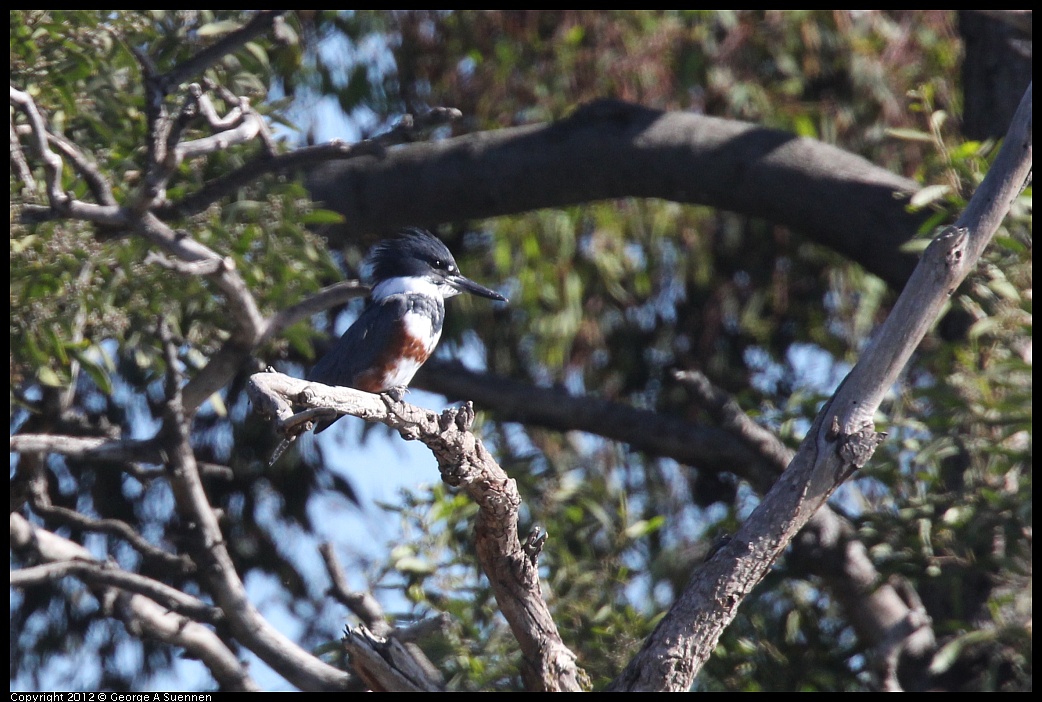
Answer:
[608,82,1031,692]
[308,100,930,290]
[414,360,780,489]
[134,213,266,344]
[420,360,939,682]
[11,513,257,692]
[11,560,218,623]
[248,371,585,692]
[674,370,936,685]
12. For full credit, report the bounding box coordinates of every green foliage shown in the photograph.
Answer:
[701,579,867,692]
[11,11,339,391]
[373,447,664,690]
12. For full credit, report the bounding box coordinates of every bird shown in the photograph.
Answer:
[308,227,507,432]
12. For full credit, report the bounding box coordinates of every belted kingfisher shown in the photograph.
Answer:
[308,227,507,431]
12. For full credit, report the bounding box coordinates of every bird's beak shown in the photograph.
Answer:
[446,274,508,302]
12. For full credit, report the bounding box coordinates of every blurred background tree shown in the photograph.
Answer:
[10,10,1031,692]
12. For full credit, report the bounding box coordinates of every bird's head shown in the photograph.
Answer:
[368,228,508,303]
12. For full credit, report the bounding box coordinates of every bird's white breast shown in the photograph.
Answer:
[381,309,442,388]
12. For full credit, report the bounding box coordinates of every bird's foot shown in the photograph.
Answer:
[382,385,409,404]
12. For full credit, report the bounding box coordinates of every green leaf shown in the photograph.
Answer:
[71,349,113,395]
[301,209,346,225]
[987,278,1021,303]
[395,556,436,575]
[244,41,270,68]
[928,109,948,133]
[929,630,994,675]
[993,235,1028,255]
[12,235,38,254]
[38,366,63,387]
[909,184,952,210]
[967,317,1000,340]
[196,20,242,37]
[207,392,228,417]
[623,516,665,540]
[885,127,934,143]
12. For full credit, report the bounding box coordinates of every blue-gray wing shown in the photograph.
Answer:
[307,299,411,434]
[307,297,409,389]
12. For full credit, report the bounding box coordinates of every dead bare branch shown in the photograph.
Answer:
[343,626,443,692]
[320,542,392,637]
[248,371,586,691]
[11,513,259,691]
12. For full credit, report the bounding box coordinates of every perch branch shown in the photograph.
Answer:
[248,371,585,692]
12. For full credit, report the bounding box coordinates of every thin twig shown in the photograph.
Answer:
[31,502,194,574]
[154,11,290,95]
[320,543,392,637]
[262,280,370,343]
[10,115,36,194]
[164,106,463,218]
[11,84,70,209]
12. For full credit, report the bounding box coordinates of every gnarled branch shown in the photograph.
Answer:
[248,371,586,691]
